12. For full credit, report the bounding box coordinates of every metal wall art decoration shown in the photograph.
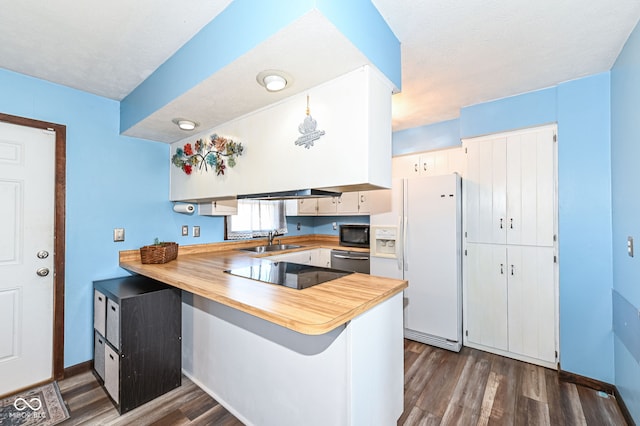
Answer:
[172,134,244,176]
[295,95,325,149]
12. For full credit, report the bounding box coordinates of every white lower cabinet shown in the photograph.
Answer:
[464,243,557,366]
[310,248,332,268]
[266,248,332,268]
[267,250,312,264]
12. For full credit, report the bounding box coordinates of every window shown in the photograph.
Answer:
[226,200,288,240]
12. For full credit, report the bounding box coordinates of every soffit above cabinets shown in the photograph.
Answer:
[122,10,372,143]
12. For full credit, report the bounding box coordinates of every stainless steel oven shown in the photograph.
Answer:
[339,224,370,248]
[331,249,370,274]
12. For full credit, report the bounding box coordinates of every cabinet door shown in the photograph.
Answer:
[464,137,507,244]
[464,243,508,350]
[310,249,331,268]
[357,192,370,214]
[505,128,555,247]
[317,197,338,215]
[506,246,556,363]
[392,154,420,178]
[198,199,238,216]
[336,193,359,214]
[297,198,317,215]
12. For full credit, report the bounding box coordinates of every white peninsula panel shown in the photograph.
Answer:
[181,292,404,426]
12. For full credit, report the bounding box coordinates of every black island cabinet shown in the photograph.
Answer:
[93,275,181,414]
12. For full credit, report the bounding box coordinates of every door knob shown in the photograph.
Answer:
[37,250,49,259]
[36,267,50,277]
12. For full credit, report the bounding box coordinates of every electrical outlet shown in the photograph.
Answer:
[297,222,301,231]
[193,226,200,237]
[182,225,189,236]
[113,228,125,242]
[332,222,337,230]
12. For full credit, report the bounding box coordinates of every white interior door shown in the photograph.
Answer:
[0,121,55,395]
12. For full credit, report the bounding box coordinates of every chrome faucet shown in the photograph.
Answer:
[267,230,281,245]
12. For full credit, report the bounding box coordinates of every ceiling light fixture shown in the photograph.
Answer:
[256,70,291,92]
[172,118,198,131]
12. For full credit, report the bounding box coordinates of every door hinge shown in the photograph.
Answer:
[43,128,56,135]
[553,234,557,242]
[553,133,557,143]
[464,249,467,256]
[554,255,557,263]
[555,350,558,360]
[465,147,468,154]
[464,231,468,238]
[465,330,468,337]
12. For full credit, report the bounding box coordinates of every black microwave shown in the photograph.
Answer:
[339,224,370,248]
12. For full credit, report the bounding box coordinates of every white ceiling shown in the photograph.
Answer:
[1,0,639,137]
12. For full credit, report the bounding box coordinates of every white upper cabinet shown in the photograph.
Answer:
[170,66,393,202]
[463,126,555,247]
[287,192,370,216]
[392,147,466,178]
[198,199,238,216]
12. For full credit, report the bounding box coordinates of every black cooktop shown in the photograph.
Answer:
[224,261,354,290]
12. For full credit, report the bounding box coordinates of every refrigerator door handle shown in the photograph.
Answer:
[403,215,408,271]
[396,215,403,271]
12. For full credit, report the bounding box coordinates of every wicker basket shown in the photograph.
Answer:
[139,242,178,264]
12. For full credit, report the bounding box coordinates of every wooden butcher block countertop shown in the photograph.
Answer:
[119,235,407,335]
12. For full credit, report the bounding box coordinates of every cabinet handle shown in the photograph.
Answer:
[423,162,427,171]
[499,218,503,229]
[511,264,515,276]
[414,163,418,172]
[500,263,504,275]
[510,218,514,229]
[360,194,365,203]
[109,354,114,360]
[111,306,116,311]
[98,296,103,302]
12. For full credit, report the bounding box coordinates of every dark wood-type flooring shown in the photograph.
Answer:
[57,340,628,425]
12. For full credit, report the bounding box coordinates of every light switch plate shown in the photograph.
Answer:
[182,225,189,236]
[193,226,200,237]
[113,228,125,242]
[628,236,634,257]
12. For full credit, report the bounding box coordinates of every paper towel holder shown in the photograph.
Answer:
[173,202,195,214]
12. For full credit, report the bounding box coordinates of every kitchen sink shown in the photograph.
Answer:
[239,244,302,253]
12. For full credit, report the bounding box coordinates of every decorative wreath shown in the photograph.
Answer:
[172,134,244,176]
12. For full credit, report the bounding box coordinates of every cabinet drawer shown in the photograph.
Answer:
[94,330,105,381]
[106,299,120,350]
[104,343,119,403]
[94,290,106,336]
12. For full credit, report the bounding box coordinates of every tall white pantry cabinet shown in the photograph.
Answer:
[462,124,558,368]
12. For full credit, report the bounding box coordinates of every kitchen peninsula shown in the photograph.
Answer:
[119,236,407,426]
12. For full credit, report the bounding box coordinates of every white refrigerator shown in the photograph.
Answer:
[369,173,462,352]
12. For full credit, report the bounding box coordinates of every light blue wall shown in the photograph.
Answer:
[396,75,614,384]
[0,68,227,367]
[556,73,613,383]
[611,17,640,421]
[393,119,460,155]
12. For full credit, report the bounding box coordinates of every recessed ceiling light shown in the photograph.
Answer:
[172,118,198,131]
[256,70,292,92]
